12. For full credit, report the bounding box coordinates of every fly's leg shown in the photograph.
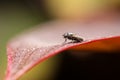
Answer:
[62,38,68,44]
[64,38,67,43]
[71,40,76,43]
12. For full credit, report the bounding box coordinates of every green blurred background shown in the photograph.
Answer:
[0,0,119,80]
[0,1,57,80]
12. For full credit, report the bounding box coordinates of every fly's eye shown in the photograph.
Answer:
[65,33,68,36]
[68,33,73,35]
[63,33,74,37]
[63,33,68,37]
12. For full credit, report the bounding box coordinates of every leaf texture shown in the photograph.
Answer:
[5,20,120,80]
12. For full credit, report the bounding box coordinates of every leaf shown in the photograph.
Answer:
[5,20,120,80]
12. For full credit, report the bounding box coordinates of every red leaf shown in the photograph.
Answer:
[5,20,120,80]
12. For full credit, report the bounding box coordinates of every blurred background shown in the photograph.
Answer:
[0,0,120,80]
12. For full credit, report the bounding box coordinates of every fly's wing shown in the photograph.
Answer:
[73,34,83,42]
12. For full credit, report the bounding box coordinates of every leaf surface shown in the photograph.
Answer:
[6,20,120,80]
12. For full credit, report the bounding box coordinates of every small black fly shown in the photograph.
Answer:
[63,32,83,43]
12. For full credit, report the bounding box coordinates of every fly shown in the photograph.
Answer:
[63,32,83,43]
